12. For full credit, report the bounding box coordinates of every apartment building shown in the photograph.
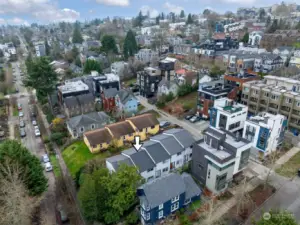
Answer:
[198,80,237,118]
[135,49,158,64]
[224,72,259,91]
[241,75,300,134]
[192,127,252,194]
[106,128,194,182]
[243,112,287,158]
[210,98,248,134]
[137,67,162,98]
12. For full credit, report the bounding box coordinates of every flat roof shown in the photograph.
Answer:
[198,141,231,160]
[58,80,89,94]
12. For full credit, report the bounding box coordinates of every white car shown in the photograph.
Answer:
[44,162,53,172]
[42,154,50,163]
[18,111,24,117]
[35,129,41,137]
[32,120,37,126]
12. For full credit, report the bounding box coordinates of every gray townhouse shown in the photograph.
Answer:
[192,126,252,194]
[63,93,95,118]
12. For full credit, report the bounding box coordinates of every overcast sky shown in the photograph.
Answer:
[0,0,295,25]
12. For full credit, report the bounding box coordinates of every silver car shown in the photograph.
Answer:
[20,128,26,138]
[19,120,25,128]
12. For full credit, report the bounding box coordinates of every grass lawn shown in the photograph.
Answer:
[138,104,145,112]
[124,78,137,87]
[50,155,61,177]
[13,107,18,116]
[275,151,300,178]
[175,91,198,110]
[62,141,111,178]
[189,200,202,211]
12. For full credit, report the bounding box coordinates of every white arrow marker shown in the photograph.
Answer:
[133,136,143,151]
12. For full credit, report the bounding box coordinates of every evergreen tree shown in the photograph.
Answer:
[83,59,102,74]
[155,16,160,25]
[72,22,83,44]
[44,39,50,56]
[101,35,118,54]
[161,12,165,20]
[123,30,138,60]
[268,19,278,33]
[134,11,144,27]
[259,8,266,22]
[241,32,249,43]
[187,14,193,24]
[180,10,185,18]
[75,57,82,68]
[171,13,175,23]
[266,16,271,27]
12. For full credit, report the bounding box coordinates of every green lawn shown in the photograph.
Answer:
[275,151,300,178]
[175,91,198,110]
[138,104,145,112]
[189,200,202,211]
[13,107,18,116]
[124,78,137,87]
[50,155,61,177]
[62,141,111,178]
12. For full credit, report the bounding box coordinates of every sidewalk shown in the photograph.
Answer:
[274,146,300,170]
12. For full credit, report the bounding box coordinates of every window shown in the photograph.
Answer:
[171,202,179,212]
[204,135,207,143]
[91,124,95,130]
[198,164,204,170]
[216,173,227,191]
[171,195,179,203]
[147,168,154,172]
[151,125,155,129]
[100,144,103,148]
[146,213,150,220]
[271,94,279,100]
[159,204,163,210]
[156,170,161,178]
[176,160,180,165]
[147,176,154,182]
[285,97,292,104]
[80,127,84,133]
[239,148,250,170]
[264,92,269,97]
[162,167,168,172]
[297,101,300,107]
[177,152,181,156]
[184,199,191,205]
[145,128,148,132]
[208,169,211,179]
[189,153,192,158]
[158,210,163,219]
[123,136,126,140]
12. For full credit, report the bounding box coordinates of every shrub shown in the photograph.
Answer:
[178,84,193,97]
[43,136,50,143]
[189,212,199,222]
[50,132,66,146]
[156,101,165,108]
[125,211,139,225]
[165,92,174,102]
[179,215,191,225]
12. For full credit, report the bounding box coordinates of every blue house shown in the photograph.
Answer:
[115,90,138,116]
[138,173,201,225]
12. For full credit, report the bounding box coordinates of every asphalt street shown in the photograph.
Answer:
[9,61,56,224]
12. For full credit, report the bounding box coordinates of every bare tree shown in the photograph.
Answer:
[235,177,253,218]
[264,151,278,190]
[200,196,223,225]
[0,160,41,225]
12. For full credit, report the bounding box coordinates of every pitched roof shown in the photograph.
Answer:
[126,113,159,131]
[175,68,187,75]
[181,173,202,200]
[150,134,183,155]
[64,96,78,108]
[163,128,195,148]
[67,111,109,129]
[117,90,135,104]
[103,88,118,98]
[158,79,178,89]
[142,141,170,163]
[84,128,113,146]
[139,173,186,208]
[106,121,135,138]
[130,150,155,173]
[106,154,133,171]
[77,93,94,105]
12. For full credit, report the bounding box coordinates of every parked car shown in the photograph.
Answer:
[19,128,26,138]
[159,121,171,128]
[185,115,193,120]
[18,111,24,117]
[17,103,22,110]
[32,120,37,126]
[189,116,201,123]
[57,204,69,223]
[42,154,50,163]
[44,162,53,172]
[19,120,25,128]
[35,128,41,137]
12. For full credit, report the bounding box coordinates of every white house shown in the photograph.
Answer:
[106,128,195,182]
[111,61,128,79]
[273,47,294,64]
[289,49,300,68]
[242,112,287,158]
[210,98,248,134]
[157,80,179,97]
[135,49,158,64]
[141,25,160,35]
[248,31,263,46]
[224,21,245,33]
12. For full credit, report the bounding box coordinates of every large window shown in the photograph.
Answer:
[146,213,150,220]
[158,210,163,219]
[216,173,227,191]
[239,149,250,170]
[171,202,179,212]
[171,195,179,203]
[156,170,161,178]
[159,204,163,210]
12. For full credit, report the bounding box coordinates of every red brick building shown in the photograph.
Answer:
[101,88,118,112]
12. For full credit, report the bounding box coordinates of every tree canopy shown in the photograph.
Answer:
[180,10,185,18]
[241,32,249,43]
[0,140,47,196]
[123,30,138,60]
[44,39,50,56]
[187,14,193,24]
[72,22,83,44]
[83,59,102,74]
[24,56,58,100]
[78,164,142,224]
[210,65,225,77]
[253,210,298,225]
[101,35,118,54]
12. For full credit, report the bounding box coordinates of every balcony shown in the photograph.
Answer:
[250,97,258,103]
[260,99,267,105]
[289,121,300,130]
[269,103,279,110]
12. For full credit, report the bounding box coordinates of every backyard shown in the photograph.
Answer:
[50,154,61,177]
[62,141,111,178]
[163,91,197,117]
[275,151,300,178]
[123,78,137,87]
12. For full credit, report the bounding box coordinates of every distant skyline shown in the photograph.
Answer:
[0,0,297,25]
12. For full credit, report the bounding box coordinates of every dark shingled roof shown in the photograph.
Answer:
[163,128,195,148]
[64,96,78,108]
[126,113,159,131]
[142,141,170,163]
[77,93,94,105]
[106,121,135,138]
[130,150,155,173]
[84,128,112,146]
[103,88,118,98]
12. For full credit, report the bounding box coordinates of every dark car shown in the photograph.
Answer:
[185,115,193,120]
[159,121,171,128]
[20,128,26,138]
